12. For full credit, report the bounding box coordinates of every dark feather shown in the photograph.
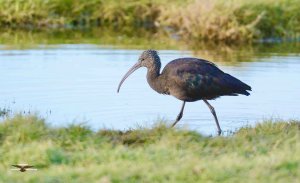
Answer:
[24,165,34,168]
[161,58,251,101]
[11,165,22,168]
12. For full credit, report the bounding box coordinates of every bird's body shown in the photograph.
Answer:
[147,58,251,101]
[117,50,251,135]
[11,164,36,172]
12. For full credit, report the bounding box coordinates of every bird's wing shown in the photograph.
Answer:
[175,67,222,95]
[166,59,223,89]
[24,165,34,168]
[165,58,250,98]
[11,165,22,168]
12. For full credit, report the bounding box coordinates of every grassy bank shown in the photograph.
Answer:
[0,115,299,182]
[0,0,299,43]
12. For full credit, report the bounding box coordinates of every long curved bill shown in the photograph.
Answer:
[117,62,141,93]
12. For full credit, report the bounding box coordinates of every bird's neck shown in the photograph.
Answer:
[146,65,168,94]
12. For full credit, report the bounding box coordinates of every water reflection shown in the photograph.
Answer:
[1,29,300,63]
[191,42,300,63]
[0,29,179,50]
[0,44,299,135]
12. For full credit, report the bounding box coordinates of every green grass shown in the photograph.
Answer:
[0,114,299,182]
[0,0,299,43]
[161,0,300,43]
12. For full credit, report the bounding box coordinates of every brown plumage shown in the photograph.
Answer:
[11,164,35,172]
[117,50,251,135]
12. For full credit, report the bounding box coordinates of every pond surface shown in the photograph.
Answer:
[0,43,299,135]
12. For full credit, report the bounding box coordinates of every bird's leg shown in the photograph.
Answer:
[171,101,186,127]
[203,100,222,136]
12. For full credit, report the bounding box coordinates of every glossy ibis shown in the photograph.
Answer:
[117,50,251,135]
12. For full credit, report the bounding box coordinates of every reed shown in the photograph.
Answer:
[160,0,300,43]
[0,0,299,43]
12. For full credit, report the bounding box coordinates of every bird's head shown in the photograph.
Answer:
[117,50,160,93]
[138,50,160,68]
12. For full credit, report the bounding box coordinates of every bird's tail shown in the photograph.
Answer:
[223,74,252,96]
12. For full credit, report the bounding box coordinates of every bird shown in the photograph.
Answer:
[117,50,251,135]
[11,164,37,172]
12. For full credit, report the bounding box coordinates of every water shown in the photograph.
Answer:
[0,44,299,135]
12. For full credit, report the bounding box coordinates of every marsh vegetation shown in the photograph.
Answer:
[0,0,299,43]
[0,115,299,182]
